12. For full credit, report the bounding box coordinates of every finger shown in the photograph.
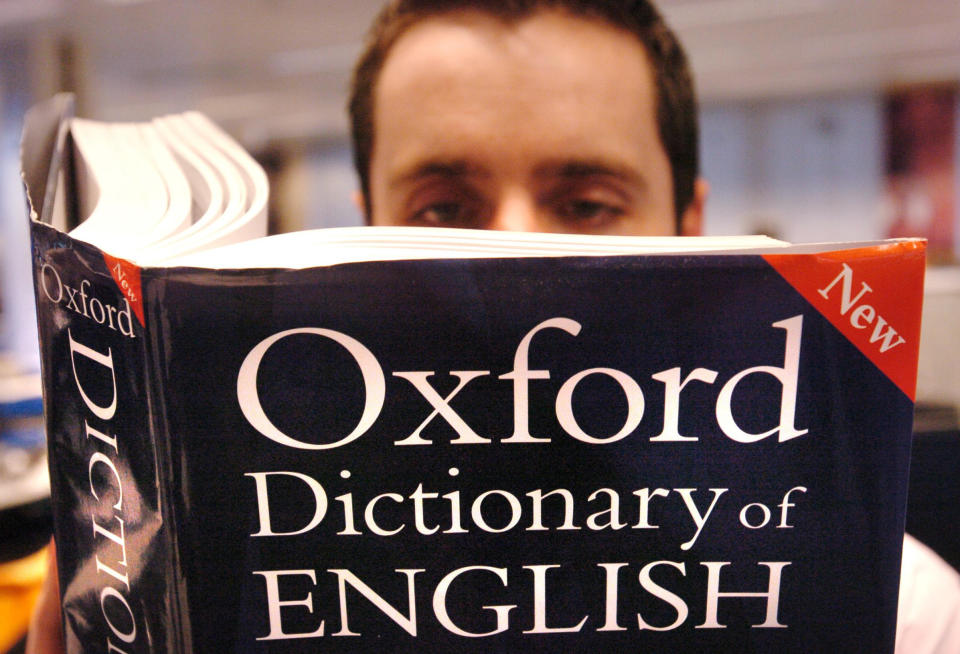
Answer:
[25,541,64,654]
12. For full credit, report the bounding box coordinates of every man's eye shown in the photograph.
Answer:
[555,198,626,224]
[410,202,476,226]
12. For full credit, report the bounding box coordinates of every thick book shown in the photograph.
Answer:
[22,95,926,653]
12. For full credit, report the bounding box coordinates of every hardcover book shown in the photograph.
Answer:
[22,96,926,652]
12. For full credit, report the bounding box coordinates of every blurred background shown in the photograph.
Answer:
[0,0,958,649]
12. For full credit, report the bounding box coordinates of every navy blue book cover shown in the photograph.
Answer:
[28,220,926,653]
[23,93,927,653]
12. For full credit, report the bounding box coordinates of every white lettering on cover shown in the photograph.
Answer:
[246,471,328,537]
[500,318,582,443]
[328,569,423,637]
[739,503,771,529]
[697,562,790,628]
[650,367,719,442]
[393,371,492,445]
[89,452,123,509]
[69,330,117,421]
[239,316,809,448]
[556,368,644,444]
[586,488,626,530]
[637,561,688,631]
[253,570,325,640]
[246,472,734,543]
[250,560,790,638]
[526,489,580,532]
[110,261,138,306]
[472,490,523,533]
[715,315,807,443]
[676,489,728,550]
[433,566,515,637]
[410,483,438,535]
[237,328,385,450]
[632,488,669,529]
[817,263,906,353]
[93,517,130,590]
[40,264,134,337]
[86,422,118,452]
[597,563,629,631]
[522,564,589,633]
[365,493,405,536]
[69,327,139,645]
[100,586,136,642]
[777,486,807,528]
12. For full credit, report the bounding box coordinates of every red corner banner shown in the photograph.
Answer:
[764,240,926,401]
[102,253,145,328]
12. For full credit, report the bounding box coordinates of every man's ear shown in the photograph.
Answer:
[679,178,708,236]
[353,190,372,225]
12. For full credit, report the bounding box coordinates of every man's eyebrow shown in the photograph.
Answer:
[533,160,646,187]
[390,160,490,186]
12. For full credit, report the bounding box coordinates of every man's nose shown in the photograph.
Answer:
[486,192,542,232]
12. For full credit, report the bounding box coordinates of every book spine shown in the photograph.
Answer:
[30,222,175,653]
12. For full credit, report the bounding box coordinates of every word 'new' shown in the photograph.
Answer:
[817,263,906,353]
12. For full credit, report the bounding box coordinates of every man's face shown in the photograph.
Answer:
[367,9,697,236]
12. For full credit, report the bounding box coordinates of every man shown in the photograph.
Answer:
[349,0,706,237]
[27,0,960,652]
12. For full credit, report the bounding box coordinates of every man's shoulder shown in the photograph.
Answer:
[896,533,960,654]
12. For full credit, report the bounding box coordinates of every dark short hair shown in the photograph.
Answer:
[349,0,699,228]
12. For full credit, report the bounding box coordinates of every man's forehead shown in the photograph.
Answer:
[377,8,654,94]
[371,8,665,176]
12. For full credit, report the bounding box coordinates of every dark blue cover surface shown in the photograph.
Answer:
[24,95,915,654]
[107,252,908,653]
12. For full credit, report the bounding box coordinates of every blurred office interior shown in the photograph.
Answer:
[0,1,958,648]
